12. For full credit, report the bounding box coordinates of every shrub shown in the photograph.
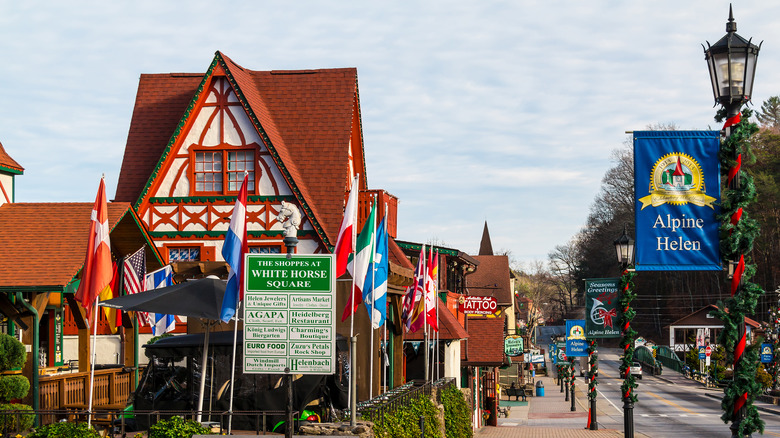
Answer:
[26,421,100,438]
[439,385,472,438]
[0,404,36,434]
[368,392,441,438]
[0,375,30,402]
[0,334,26,372]
[148,416,212,438]
[757,364,773,389]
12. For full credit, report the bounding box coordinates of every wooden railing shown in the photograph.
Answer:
[38,368,133,424]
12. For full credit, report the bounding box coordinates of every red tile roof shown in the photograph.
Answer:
[461,316,507,366]
[405,305,469,341]
[0,141,23,173]
[115,52,360,247]
[114,73,202,203]
[466,255,512,305]
[0,203,133,287]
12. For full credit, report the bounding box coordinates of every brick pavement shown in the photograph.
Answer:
[476,374,651,438]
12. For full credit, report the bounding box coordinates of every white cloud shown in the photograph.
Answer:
[1,0,779,264]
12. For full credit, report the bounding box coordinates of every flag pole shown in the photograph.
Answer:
[347,175,359,419]
[227,301,241,434]
[369,196,377,399]
[196,320,210,424]
[422,248,428,383]
[88,297,99,427]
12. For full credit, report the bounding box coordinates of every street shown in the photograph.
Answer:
[593,349,780,437]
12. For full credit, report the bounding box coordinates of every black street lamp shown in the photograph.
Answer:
[703,5,761,117]
[614,226,636,438]
[703,7,762,438]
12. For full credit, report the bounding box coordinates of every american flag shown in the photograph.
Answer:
[123,247,150,326]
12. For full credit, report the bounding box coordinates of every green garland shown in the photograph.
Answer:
[619,269,638,404]
[588,340,599,401]
[711,108,765,436]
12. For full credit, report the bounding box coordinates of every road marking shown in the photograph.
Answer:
[645,390,699,415]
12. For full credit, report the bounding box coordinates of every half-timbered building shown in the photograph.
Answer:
[114,51,415,401]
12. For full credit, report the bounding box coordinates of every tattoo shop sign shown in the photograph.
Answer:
[458,296,498,315]
[243,254,335,375]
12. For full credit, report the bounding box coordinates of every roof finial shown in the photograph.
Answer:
[726,4,736,33]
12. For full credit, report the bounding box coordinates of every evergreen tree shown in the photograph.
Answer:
[756,96,780,130]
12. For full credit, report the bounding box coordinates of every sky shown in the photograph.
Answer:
[1,1,779,268]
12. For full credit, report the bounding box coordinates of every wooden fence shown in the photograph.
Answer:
[38,367,133,424]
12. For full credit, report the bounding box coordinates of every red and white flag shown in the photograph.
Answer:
[425,248,439,331]
[334,175,359,278]
[74,178,113,320]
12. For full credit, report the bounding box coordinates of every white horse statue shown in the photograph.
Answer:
[277,201,302,238]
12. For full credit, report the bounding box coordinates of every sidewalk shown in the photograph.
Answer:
[476,374,652,438]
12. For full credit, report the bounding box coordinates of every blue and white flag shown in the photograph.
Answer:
[362,215,388,328]
[145,265,175,335]
[633,131,721,271]
[220,174,249,322]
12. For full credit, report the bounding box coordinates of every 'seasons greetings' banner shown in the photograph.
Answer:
[633,131,721,271]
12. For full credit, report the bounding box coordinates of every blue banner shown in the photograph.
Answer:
[633,131,721,271]
[761,343,773,364]
[565,320,588,357]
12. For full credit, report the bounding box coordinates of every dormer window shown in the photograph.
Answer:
[193,149,255,194]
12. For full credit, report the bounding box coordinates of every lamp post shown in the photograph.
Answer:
[703,7,761,438]
[570,362,576,412]
[588,340,598,430]
[615,226,636,438]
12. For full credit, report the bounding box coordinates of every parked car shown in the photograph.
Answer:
[630,362,643,379]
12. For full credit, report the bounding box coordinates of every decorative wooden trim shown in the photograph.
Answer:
[150,229,318,239]
[216,53,331,247]
[134,57,220,208]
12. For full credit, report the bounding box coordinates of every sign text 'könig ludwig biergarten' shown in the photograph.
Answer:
[243,254,335,375]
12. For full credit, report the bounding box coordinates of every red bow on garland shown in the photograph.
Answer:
[598,308,617,328]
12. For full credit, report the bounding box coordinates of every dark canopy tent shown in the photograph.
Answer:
[134,331,348,431]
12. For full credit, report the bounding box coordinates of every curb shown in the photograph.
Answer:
[704,392,780,416]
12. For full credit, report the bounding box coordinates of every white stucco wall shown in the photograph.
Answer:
[443,341,462,387]
[63,334,156,365]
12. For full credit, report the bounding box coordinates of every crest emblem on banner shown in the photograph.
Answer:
[639,153,716,210]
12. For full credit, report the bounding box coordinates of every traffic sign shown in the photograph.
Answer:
[705,345,712,357]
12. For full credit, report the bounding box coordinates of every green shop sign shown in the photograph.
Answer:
[504,336,524,356]
[243,254,335,375]
[246,255,332,293]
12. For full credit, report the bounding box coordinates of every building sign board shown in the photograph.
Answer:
[243,254,335,374]
[504,335,524,356]
[458,296,498,315]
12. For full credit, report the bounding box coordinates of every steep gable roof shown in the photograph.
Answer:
[0,141,23,174]
[466,255,512,305]
[479,221,493,255]
[115,52,362,247]
[0,203,158,288]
